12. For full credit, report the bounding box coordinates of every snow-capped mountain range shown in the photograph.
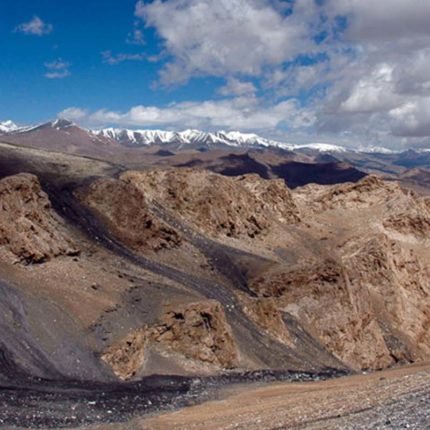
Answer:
[0,118,404,154]
[95,127,300,150]
[96,128,360,153]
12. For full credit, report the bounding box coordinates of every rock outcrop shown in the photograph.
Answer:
[0,173,78,264]
[101,329,147,381]
[250,258,396,370]
[121,169,300,239]
[383,214,430,237]
[296,175,410,213]
[102,300,238,380]
[80,178,181,252]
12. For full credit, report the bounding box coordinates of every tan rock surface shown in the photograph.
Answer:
[0,173,78,264]
[121,168,300,239]
[80,177,181,252]
[101,300,238,379]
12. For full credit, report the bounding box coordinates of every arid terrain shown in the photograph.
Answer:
[0,137,430,428]
[144,363,430,430]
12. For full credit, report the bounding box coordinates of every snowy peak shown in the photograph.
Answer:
[0,118,406,155]
[293,143,348,153]
[93,128,295,150]
[51,118,75,129]
[92,127,369,153]
[0,120,19,133]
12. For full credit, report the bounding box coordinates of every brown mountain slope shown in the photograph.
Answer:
[78,168,430,375]
[0,145,429,385]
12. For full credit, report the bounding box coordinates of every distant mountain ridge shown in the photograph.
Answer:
[0,118,395,153]
[94,127,295,150]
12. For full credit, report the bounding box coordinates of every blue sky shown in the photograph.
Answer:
[1,0,218,122]
[2,0,430,149]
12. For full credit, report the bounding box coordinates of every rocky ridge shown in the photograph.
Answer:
[120,169,300,240]
[0,163,430,380]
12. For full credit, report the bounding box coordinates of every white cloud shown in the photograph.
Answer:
[59,96,314,132]
[218,78,257,97]
[389,99,430,137]
[135,0,320,84]
[127,27,145,45]
[15,16,53,36]
[339,64,401,113]
[49,0,430,148]
[58,107,89,121]
[305,0,430,146]
[327,0,430,42]
[44,59,71,79]
[102,51,146,65]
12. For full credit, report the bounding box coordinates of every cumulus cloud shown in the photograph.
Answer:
[305,0,430,147]
[15,16,53,36]
[326,0,430,42]
[58,107,88,122]
[59,96,314,132]
[218,78,257,97]
[339,64,401,113]
[389,99,430,137]
[135,0,321,84]
[44,59,71,79]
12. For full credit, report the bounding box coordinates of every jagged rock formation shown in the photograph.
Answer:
[243,176,430,371]
[297,175,409,212]
[0,173,78,264]
[91,172,430,373]
[80,177,182,252]
[235,174,300,224]
[102,300,238,380]
[344,235,430,362]
[384,214,430,237]
[1,151,430,382]
[151,300,238,368]
[101,329,147,381]
[121,168,300,239]
[239,295,294,346]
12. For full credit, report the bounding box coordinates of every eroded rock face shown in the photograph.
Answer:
[102,300,238,380]
[0,173,78,263]
[235,174,300,224]
[250,226,430,371]
[152,300,238,368]
[121,169,300,239]
[296,175,410,213]
[240,295,294,346]
[344,236,430,362]
[101,330,147,381]
[250,259,394,370]
[80,178,181,252]
[384,214,430,237]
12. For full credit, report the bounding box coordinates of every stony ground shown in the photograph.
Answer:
[4,365,426,430]
[142,363,430,430]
